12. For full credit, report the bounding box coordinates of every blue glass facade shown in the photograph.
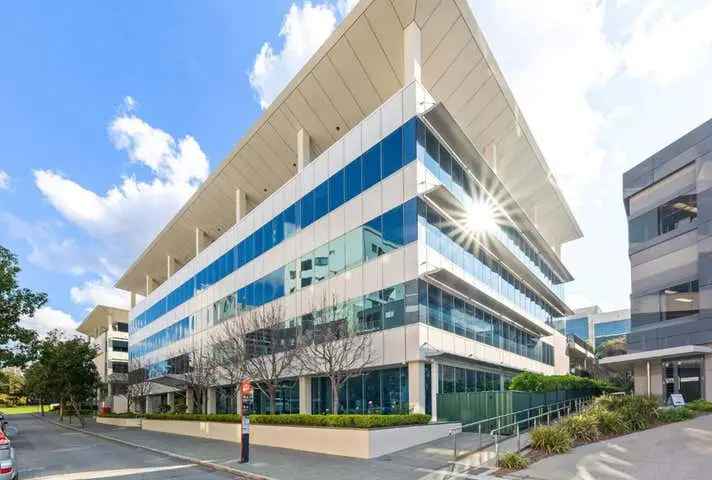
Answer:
[131,118,418,334]
[420,200,561,324]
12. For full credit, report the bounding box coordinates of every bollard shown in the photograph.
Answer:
[478,423,482,450]
[516,423,521,451]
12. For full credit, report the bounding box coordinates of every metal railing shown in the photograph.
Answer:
[447,396,591,461]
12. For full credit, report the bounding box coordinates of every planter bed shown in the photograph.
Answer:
[96,416,142,428]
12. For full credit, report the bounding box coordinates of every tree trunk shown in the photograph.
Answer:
[331,378,339,415]
[70,396,85,428]
[269,384,276,414]
[40,397,45,416]
[59,399,64,422]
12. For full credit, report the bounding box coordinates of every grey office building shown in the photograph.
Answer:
[602,119,712,402]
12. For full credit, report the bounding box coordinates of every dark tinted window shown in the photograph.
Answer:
[382,127,403,179]
[329,170,345,210]
[362,144,381,191]
[345,156,362,201]
[660,279,699,321]
[314,180,329,221]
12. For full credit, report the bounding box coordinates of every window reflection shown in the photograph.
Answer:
[660,279,699,321]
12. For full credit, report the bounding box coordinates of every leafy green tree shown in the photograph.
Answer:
[0,245,47,367]
[0,369,25,406]
[24,361,52,415]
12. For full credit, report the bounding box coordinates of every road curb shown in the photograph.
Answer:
[33,415,274,480]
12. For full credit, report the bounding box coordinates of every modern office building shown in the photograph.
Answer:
[117,0,581,419]
[555,306,631,350]
[603,118,712,402]
[77,305,130,408]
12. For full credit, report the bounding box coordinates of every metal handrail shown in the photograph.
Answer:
[490,397,591,463]
[447,396,590,459]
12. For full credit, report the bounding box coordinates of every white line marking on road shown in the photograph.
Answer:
[30,463,196,480]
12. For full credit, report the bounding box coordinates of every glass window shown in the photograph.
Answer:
[441,291,453,332]
[364,370,380,413]
[382,204,403,251]
[314,243,329,283]
[300,251,313,288]
[403,197,418,244]
[382,368,403,413]
[659,193,697,234]
[328,235,346,278]
[338,227,362,271]
[329,170,345,211]
[362,143,381,191]
[314,180,329,221]
[428,283,442,329]
[284,203,298,239]
[382,284,405,329]
[382,127,403,179]
[345,156,362,201]
[660,279,699,321]
[285,260,299,294]
[425,128,439,172]
[112,340,128,352]
[347,375,364,413]
[361,292,382,332]
[301,190,315,228]
[363,215,383,261]
[403,117,417,164]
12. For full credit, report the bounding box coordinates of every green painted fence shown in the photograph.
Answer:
[437,389,593,431]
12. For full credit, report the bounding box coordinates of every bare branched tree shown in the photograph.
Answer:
[237,303,301,414]
[127,357,153,413]
[297,294,375,414]
[181,341,219,414]
[210,320,247,413]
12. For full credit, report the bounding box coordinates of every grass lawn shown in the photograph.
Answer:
[0,405,42,415]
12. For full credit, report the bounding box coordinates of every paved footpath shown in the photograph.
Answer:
[7,414,236,479]
[40,416,502,480]
[506,413,712,480]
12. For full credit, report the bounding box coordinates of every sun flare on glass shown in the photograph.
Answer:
[466,200,497,233]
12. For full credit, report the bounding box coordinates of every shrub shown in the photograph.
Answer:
[250,414,431,429]
[530,425,572,454]
[98,412,142,418]
[687,400,712,412]
[589,407,628,435]
[144,413,242,423]
[508,372,613,394]
[657,407,694,423]
[498,452,528,470]
[561,413,599,443]
[619,396,658,431]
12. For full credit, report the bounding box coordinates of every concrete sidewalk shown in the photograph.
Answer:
[44,416,501,480]
[507,414,712,480]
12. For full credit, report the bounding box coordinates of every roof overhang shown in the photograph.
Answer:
[600,345,712,367]
[77,306,129,337]
[117,0,582,295]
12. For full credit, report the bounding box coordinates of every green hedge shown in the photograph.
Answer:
[250,414,431,429]
[508,372,613,394]
[144,413,242,423]
[139,413,431,428]
[98,412,143,419]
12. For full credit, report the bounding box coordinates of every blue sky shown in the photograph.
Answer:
[1,0,711,334]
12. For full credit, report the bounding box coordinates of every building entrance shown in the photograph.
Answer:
[663,357,703,402]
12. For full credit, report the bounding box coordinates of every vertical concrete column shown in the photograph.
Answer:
[167,392,175,412]
[130,292,137,308]
[407,361,426,414]
[646,361,651,396]
[195,227,209,257]
[107,383,113,407]
[207,387,217,414]
[299,376,312,414]
[236,188,247,223]
[145,395,153,414]
[145,275,156,296]
[166,255,181,278]
[403,22,422,84]
[186,389,195,413]
[297,129,311,171]
[236,389,243,414]
[430,361,439,421]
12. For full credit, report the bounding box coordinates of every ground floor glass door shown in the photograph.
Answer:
[663,357,703,402]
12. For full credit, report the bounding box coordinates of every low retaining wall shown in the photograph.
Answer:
[96,416,142,428]
[142,419,241,443]
[139,419,459,459]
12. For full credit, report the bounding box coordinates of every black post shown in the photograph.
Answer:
[240,390,250,463]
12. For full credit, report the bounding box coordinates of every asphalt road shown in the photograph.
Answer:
[5,414,237,480]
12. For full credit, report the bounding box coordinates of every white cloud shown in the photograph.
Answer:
[622,0,712,85]
[34,104,209,258]
[70,277,130,310]
[249,2,340,109]
[30,99,209,311]
[0,170,9,190]
[21,306,79,338]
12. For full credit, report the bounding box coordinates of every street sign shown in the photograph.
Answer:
[240,379,253,397]
[669,393,686,406]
